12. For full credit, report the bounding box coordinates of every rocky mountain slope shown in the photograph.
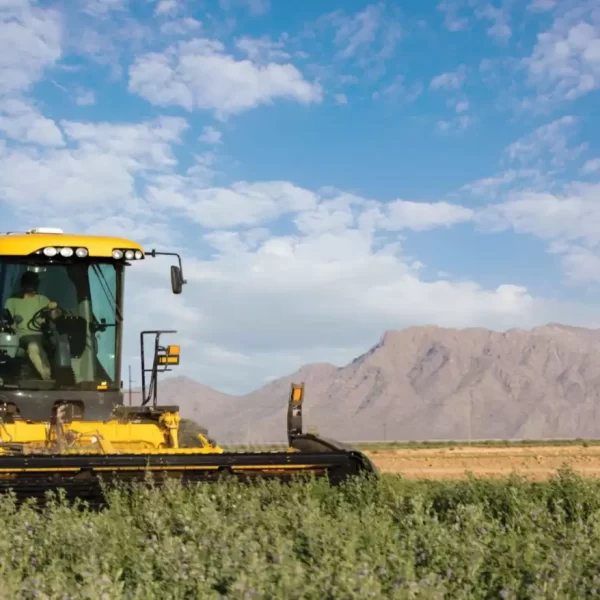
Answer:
[137,323,600,444]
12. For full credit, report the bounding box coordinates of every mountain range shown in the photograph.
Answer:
[130,323,600,444]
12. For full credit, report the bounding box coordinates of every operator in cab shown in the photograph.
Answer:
[4,271,60,380]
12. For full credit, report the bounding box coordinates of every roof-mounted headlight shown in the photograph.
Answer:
[43,247,57,257]
[112,249,124,260]
[125,250,135,260]
[60,247,73,258]
[76,248,88,258]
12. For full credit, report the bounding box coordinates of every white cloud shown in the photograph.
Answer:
[455,99,469,112]
[436,114,474,134]
[293,197,358,236]
[478,183,600,283]
[557,245,600,284]
[372,76,422,103]
[143,176,476,236]
[129,39,322,118]
[460,169,545,198]
[0,116,187,233]
[234,36,290,62]
[505,116,586,168]
[160,18,201,36]
[430,65,467,90]
[475,3,511,41]
[199,125,222,145]
[479,183,600,247]
[380,200,474,231]
[146,179,319,229]
[61,116,187,169]
[581,158,600,174]
[437,0,511,40]
[221,0,270,15]
[82,0,128,17]
[464,167,600,289]
[527,0,556,12]
[524,8,600,104]
[74,88,96,106]
[437,0,470,32]
[317,3,403,79]
[0,0,62,96]
[0,98,64,146]
[246,0,270,14]
[331,4,392,59]
[155,0,180,16]
[334,93,348,105]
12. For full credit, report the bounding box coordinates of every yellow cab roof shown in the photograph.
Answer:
[0,229,144,258]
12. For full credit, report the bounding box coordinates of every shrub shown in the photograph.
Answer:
[1,470,600,598]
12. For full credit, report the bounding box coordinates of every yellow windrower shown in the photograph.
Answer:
[0,410,224,455]
[0,227,376,505]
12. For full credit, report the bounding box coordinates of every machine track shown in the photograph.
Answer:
[0,450,377,507]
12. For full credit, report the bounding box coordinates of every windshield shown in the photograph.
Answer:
[0,259,122,391]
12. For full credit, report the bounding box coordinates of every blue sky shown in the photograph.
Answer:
[1,0,600,393]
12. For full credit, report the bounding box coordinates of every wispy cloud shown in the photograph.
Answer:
[317,3,403,80]
[437,0,470,32]
[430,65,467,91]
[478,182,600,283]
[437,0,512,41]
[475,3,512,41]
[436,114,474,134]
[235,35,291,62]
[199,126,222,145]
[523,4,600,106]
[527,0,556,13]
[372,76,422,103]
[74,88,96,106]
[0,0,62,96]
[581,158,600,175]
[505,116,587,169]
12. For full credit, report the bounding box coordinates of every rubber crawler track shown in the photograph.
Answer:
[0,450,377,507]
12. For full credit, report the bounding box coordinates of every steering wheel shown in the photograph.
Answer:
[28,304,65,333]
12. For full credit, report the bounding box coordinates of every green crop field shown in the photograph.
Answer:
[220,437,600,453]
[353,438,600,451]
[2,469,600,599]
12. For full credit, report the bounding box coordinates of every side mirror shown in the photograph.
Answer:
[171,265,183,294]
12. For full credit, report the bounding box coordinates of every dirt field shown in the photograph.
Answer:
[365,445,600,480]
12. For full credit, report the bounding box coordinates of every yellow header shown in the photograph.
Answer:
[0,231,144,258]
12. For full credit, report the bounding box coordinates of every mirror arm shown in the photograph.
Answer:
[148,250,187,284]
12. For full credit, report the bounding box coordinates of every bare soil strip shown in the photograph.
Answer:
[365,445,600,480]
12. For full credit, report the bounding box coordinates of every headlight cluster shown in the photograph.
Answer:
[42,246,88,258]
[112,249,144,260]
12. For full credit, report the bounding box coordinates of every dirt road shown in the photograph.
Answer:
[365,445,600,480]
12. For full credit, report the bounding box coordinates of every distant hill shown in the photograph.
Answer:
[131,323,600,444]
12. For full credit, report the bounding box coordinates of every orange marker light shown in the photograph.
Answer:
[291,385,303,402]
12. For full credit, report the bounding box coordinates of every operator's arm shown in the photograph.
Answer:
[39,295,60,319]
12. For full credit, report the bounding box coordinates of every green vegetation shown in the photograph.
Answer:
[355,437,600,451]
[221,438,600,453]
[3,469,600,598]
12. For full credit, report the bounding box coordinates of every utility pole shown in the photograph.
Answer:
[468,391,473,445]
[128,365,132,406]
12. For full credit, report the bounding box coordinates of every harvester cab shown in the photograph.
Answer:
[0,228,376,504]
